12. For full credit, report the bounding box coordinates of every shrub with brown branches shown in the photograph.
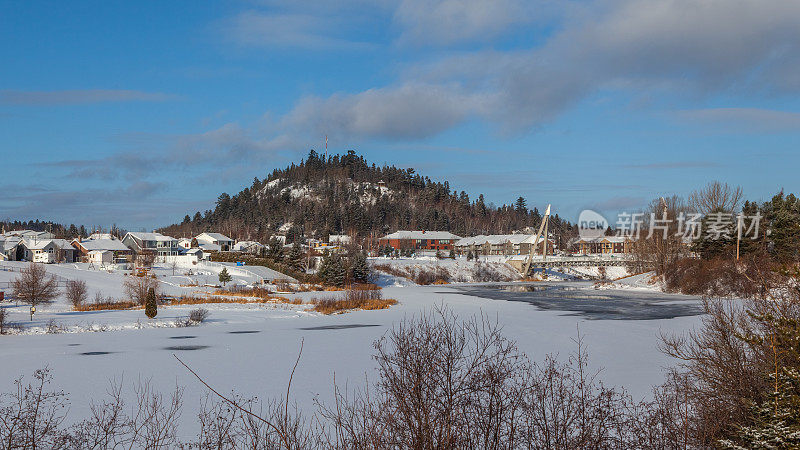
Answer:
[311,288,397,314]
[12,262,59,306]
[123,274,159,306]
[65,280,88,309]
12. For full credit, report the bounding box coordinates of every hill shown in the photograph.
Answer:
[160,150,576,243]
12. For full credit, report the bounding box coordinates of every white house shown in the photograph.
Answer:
[177,238,193,249]
[328,234,352,245]
[87,249,114,265]
[71,237,132,263]
[232,240,264,254]
[22,238,75,263]
[0,236,23,261]
[122,232,179,256]
[195,233,234,251]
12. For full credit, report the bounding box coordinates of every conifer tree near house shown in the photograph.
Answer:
[351,252,371,283]
[144,287,157,319]
[218,267,232,286]
[288,242,304,272]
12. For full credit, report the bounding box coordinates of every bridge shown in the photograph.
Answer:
[509,255,634,274]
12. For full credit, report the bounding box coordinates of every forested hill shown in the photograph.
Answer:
[160,150,576,243]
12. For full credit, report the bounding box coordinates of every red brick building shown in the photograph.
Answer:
[378,230,462,251]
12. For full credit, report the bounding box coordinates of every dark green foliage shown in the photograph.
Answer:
[318,252,348,287]
[449,248,455,259]
[350,252,372,283]
[692,209,737,260]
[267,237,284,261]
[721,312,800,449]
[466,250,473,261]
[288,242,305,272]
[218,267,232,286]
[144,288,157,319]
[763,192,800,263]
[159,151,577,243]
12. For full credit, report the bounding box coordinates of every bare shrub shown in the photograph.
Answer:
[65,280,88,309]
[46,318,66,334]
[0,368,69,448]
[12,262,59,306]
[189,308,210,323]
[123,275,159,305]
[472,262,513,282]
[311,288,397,314]
[66,378,183,448]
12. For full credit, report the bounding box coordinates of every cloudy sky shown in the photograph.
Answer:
[2,0,799,229]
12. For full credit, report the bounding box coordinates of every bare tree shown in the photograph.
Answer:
[0,368,69,449]
[628,195,691,276]
[123,275,160,305]
[12,263,60,306]
[168,259,179,276]
[689,181,744,214]
[65,280,88,309]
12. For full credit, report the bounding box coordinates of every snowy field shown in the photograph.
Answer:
[0,260,704,438]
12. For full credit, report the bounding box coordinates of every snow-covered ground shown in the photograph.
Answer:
[0,261,703,438]
[371,255,521,282]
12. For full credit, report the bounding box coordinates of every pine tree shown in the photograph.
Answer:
[467,250,474,261]
[218,267,232,286]
[351,252,371,283]
[288,242,304,272]
[721,313,800,449]
[449,248,455,259]
[144,287,157,319]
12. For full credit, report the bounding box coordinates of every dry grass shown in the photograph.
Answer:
[311,288,397,314]
[171,294,299,306]
[432,279,449,285]
[75,300,140,311]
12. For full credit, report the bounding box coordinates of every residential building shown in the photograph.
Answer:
[195,232,234,251]
[122,232,179,256]
[21,238,75,263]
[573,236,632,254]
[454,234,556,256]
[232,240,264,254]
[72,237,132,263]
[378,231,462,251]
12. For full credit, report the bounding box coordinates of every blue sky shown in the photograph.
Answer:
[1,0,799,230]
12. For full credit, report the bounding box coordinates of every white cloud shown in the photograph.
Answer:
[394,0,538,46]
[281,84,491,140]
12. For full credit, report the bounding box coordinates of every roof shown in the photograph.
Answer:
[199,243,221,252]
[126,232,176,242]
[380,230,462,241]
[456,234,550,246]
[75,238,130,252]
[197,232,233,242]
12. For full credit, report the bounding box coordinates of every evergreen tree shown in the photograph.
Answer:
[144,287,157,319]
[288,242,304,272]
[218,267,232,286]
[449,248,455,259]
[764,192,800,263]
[351,252,371,283]
[721,313,800,449]
[467,250,474,261]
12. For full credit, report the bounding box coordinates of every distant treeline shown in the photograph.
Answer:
[0,220,116,240]
[161,150,577,244]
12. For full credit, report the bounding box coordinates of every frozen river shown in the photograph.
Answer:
[0,280,705,437]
